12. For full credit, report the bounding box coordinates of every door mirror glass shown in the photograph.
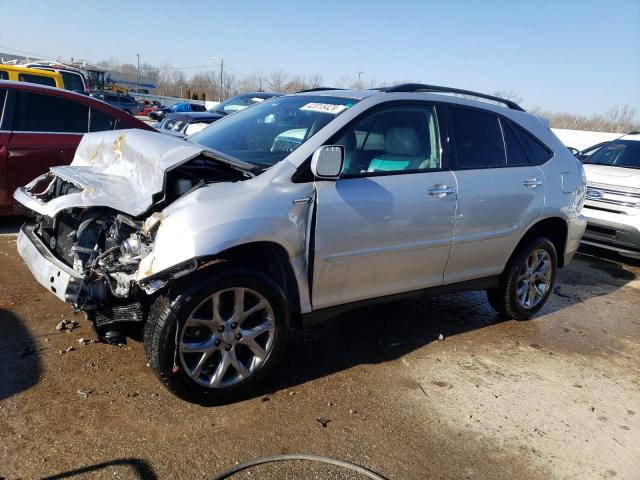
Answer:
[311,145,344,180]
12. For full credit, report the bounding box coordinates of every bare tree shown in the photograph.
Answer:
[268,70,289,92]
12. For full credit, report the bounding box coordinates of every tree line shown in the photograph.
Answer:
[98,59,638,134]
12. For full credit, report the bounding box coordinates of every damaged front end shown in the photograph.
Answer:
[14,129,253,333]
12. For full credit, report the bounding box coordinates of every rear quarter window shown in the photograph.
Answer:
[0,71,8,80]
[511,124,552,165]
[18,73,57,87]
[89,108,117,131]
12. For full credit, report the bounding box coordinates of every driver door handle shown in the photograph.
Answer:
[427,184,455,198]
[523,177,543,188]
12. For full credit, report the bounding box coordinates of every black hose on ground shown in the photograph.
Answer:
[210,453,389,480]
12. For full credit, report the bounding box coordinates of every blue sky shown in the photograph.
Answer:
[2,0,638,116]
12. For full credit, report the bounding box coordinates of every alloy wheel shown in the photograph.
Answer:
[178,287,275,388]
[516,248,552,310]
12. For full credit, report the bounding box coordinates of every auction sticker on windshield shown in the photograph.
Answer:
[300,103,348,114]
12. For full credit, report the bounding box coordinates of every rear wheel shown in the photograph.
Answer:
[144,267,289,404]
[486,236,557,320]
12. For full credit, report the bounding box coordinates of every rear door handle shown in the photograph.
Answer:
[427,184,455,198]
[523,177,543,188]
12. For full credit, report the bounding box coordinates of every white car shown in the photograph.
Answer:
[582,133,640,259]
[14,84,586,404]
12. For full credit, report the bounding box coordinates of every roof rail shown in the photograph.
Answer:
[296,87,345,93]
[382,83,525,111]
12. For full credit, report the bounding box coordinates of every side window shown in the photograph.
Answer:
[0,71,8,80]
[450,107,505,169]
[337,105,442,177]
[501,119,529,166]
[13,91,89,133]
[512,123,553,165]
[90,108,117,131]
[18,73,57,87]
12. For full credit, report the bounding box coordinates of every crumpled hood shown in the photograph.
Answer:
[584,164,640,189]
[13,129,251,217]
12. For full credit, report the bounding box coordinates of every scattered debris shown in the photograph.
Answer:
[316,417,331,428]
[349,409,357,415]
[77,338,94,345]
[76,388,91,399]
[56,319,79,332]
[573,384,583,389]
[288,391,296,397]
[530,343,542,349]
[261,396,270,402]
[328,402,335,407]
[59,346,75,354]
[438,334,444,341]
[553,286,572,298]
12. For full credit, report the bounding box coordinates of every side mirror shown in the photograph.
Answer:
[311,145,344,180]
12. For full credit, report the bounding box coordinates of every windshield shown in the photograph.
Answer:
[190,95,358,167]
[583,140,640,170]
[211,94,269,114]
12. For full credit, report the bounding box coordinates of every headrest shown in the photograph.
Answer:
[385,127,422,156]
[335,129,357,150]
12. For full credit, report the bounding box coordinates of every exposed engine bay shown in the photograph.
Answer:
[26,154,250,315]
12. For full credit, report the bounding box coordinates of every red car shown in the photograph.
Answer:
[0,80,154,215]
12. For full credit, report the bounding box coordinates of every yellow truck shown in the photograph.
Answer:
[0,64,64,88]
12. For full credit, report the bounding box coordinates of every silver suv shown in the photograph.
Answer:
[14,84,587,404]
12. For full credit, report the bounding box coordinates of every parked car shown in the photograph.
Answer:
[139,102,162,117]
[149,101,207,121]
[0,80,154,215]
[91,92,141,115]
[0,64,64,89]
[158,92,279,136]
[575,140,614,161]
[581,133,640,259]
[14,84,586,404]
[26,62,89,94]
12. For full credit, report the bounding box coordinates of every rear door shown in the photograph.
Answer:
[312,103,457,309]
[444,106,547,284]
[7,90,88,198]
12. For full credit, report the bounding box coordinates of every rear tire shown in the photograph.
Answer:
[486,236,557,320]
[143,266,290,405]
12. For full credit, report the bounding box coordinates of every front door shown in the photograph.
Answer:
[311,104,457,309]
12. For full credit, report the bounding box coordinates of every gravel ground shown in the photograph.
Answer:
[0,228,638,479]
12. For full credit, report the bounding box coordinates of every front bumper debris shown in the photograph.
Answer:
[16,224,84,305]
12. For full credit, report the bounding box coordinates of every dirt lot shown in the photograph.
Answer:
[1,226,639,479]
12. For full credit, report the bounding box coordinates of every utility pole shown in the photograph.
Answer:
[219,58,224,102]
[357,71,364,88]
[212,57,224,102]
[136,53,140,94]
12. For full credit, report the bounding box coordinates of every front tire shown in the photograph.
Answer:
[486,236,557,320]
[144,266,290,405]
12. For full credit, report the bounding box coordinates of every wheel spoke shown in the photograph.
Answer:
[240,299,267,321]
[242,318,273,340]
[185,317,215,329]
[212,292,224,325]
[180,336,216,353]
[210,350,232,387]
[232,288,245,320]
[242,337,267,361]
[191,350,214,378]
[228,349,250,378]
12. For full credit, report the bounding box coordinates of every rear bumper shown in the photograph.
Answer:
[16,224,84,304]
